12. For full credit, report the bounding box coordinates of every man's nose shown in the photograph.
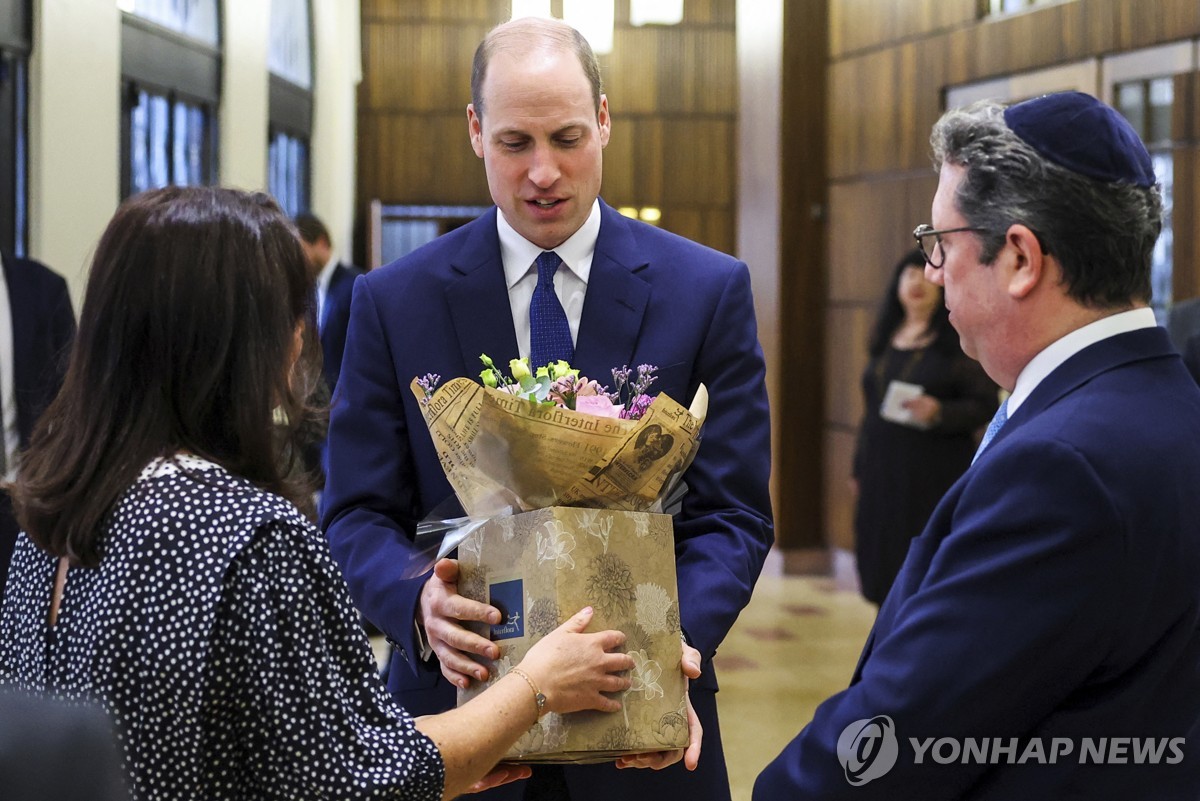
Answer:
[925,263,944,286]
[528,145,561,188]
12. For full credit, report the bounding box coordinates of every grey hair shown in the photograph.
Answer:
[931,100,1163,308]
[471,17,603,121]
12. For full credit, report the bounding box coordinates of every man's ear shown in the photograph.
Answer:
[597,94,611,148]
[467,104,484,159]
[1005,223,1046,300]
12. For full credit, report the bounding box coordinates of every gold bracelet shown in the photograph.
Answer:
[508,667,546,717]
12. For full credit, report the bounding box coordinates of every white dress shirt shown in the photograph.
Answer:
[497,200,600,360]
[315,254,338,330]
[1007,307,1158,417]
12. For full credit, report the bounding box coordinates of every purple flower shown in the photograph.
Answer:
[621,394,655,421]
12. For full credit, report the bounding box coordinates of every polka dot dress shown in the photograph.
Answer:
[0,455,445,800]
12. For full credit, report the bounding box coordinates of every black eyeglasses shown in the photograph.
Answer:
[912,224,987,269]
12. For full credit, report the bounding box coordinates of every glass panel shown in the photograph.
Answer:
[269,0,312,89]
[268,130,309,218]
[172,99,188,185]
[1151,151,1173,323]
[170,98,206,186]
[1147,77,1173,145]
[382,219,441,264]
[130,90,151,194]
[1115,82,1146,140]
[149,93,170,189]
[121,0,219,47]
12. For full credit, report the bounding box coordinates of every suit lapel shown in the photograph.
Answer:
[444,211,520,373]
[574,202,650,378]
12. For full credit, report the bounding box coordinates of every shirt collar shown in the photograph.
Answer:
[316,255,338,295]
[498,199,600,289]
[1007,306,1157,416]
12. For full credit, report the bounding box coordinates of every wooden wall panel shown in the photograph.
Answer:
[1173,73,1200,302]
[827,175,938,304]
[830,0,978,60]
[824,428,857,552]
[777,0,829,551]
[824,305,871,431]
[357,0,737,256]
[822,0,1200,556]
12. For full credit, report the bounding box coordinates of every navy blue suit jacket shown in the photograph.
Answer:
[0,253,75,601]
[322,201,773,798]
[1,252,75,448]
[320,261,363,394]
[755,327,1200,800]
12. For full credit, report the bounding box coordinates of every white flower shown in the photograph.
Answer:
[628,649,664,701]
[536,520,577,570]
[497,516,517,542]
[632,516,652,538]
[574,509,614,553]
[635,582,675,635]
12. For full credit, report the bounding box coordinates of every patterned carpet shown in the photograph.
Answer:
[715,571,876,800]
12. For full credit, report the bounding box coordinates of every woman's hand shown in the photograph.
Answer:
[902,394,942,428]
[516,606,634,715]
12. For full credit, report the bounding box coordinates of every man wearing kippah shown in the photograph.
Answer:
[755,91,1200,799]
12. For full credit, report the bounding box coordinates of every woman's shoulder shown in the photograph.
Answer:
[113,454,314,554]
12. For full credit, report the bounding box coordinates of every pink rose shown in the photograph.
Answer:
[576,395,621,418]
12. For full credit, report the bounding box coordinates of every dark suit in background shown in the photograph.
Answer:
[319,260,363,395]
[0,252,75,599]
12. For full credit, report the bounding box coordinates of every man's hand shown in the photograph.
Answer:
[418,558,502,687]
[614,642,704,772]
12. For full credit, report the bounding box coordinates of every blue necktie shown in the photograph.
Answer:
[972,397,1009,464]
[529,251,574,368]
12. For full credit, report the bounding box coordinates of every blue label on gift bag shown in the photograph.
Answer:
[489,579,525,640]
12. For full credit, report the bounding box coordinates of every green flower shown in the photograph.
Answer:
[509,358,532,380]
[551,360,575,379]
[480,368,498,388]
[480,353,495,368]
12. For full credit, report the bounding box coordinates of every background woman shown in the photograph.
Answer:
[852,249,997,605]
[0,187,669,800]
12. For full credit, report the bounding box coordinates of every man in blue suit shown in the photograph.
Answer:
[756,92,1200,799]
[295,213,363,395]
[0,252,75,601]
[322,16,773,801]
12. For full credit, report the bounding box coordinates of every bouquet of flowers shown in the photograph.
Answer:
[411,356,707,762]
[411,354,707,520]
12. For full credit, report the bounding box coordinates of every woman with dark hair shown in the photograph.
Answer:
[851,249,997,606]
[0,187,640,800]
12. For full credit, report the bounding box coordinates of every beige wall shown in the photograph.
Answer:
[29,0,121,308]
[736,0,782,528]
[26,0,362,306]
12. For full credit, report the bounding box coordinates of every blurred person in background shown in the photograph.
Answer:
[0,249,75,604]
[851,249,996,605]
